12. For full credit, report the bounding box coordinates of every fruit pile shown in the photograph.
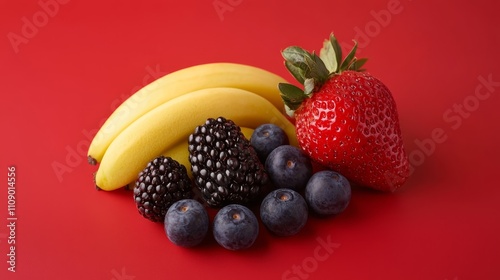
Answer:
[88,33,410,250]
[135,119,352,249]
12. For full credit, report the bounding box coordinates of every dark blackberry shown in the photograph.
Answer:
[133,156,194,222]
[188,117,268,207]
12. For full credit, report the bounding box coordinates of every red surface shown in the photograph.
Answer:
[1,0,500,279]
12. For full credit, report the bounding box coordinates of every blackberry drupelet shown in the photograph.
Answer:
[188,117,268,207]
[133,156,194,222]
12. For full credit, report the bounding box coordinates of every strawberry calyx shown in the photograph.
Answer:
[279,33,367,116]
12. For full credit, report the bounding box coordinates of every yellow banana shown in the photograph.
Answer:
[96,87,297,191]
[88,63,288,164]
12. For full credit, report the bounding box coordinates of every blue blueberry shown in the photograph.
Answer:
[260,188,308,236]
[305,171,351,216]
[164,199,209,247]
[250,124,289,162]
[213,204,259,250]
[265,145,312,191]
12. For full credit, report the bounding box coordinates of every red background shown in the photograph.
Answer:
[1,0,500,279]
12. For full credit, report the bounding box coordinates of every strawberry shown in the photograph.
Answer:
[278,33,409,192]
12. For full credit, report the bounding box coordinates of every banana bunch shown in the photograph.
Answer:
[88,63,289,164]
[88,63,299,191]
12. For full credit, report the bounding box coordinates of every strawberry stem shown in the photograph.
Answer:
[279,33,367,115]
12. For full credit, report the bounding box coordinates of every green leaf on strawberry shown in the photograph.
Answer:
[319,36,339,72]
[278,83,307,111]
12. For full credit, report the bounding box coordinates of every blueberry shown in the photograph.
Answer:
[250,124,289,162]
[305,171,351,216]
[164,199,209,247]
[260,188,308,236]
[213,204,259,250]
[265,145,312,191]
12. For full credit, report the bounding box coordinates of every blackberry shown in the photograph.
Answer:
[188,117,268,207]
[133,156,194,222]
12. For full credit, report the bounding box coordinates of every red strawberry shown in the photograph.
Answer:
[278,33,409,192]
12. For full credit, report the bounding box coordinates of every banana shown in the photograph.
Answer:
[95,87,297,191]
[88,63,288,164]
[240,127,257,140]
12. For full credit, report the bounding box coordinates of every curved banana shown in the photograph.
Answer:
[88,63,288,164]
[95,87,297,191]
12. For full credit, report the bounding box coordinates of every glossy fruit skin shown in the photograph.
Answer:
[250,123,289,163]
[295,71,409,191]
[212,204,259,250]
[305,170,351,216]
[164,199,209,247]
[265,145,313,191]
[188,117,268,207]
[133,156,194,222]
[260,188,308,237]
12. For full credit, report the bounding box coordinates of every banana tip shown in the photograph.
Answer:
[88,156,97,165]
